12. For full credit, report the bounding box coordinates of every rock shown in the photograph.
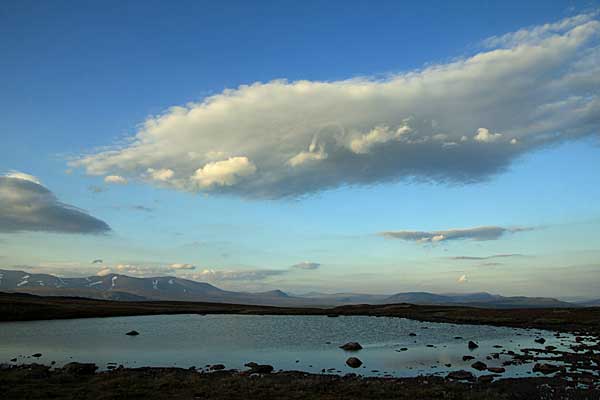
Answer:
[471,361,487,371]
[125,330,140,336]
[327,314,339,318]
[409,333,417,337]
[396,347,408,352]
[462,355,475,361]
[346,357,363,368]
[533,363,560,374]
[478,375,494,383]
[10,358,16,362]
[209,364,226,371]
[454,336,463,340]
[487,367,506,373]
[468,341,479,350]
[446,370,475,381]
[31,353,42,358]
[62,362,98,375]
[534,338,546,344]
[545,345,556,351]
[339,342,362,351]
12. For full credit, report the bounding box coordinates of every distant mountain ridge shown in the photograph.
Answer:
[0,269,580,308]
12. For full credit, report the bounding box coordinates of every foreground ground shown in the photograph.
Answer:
[0,364,599,400]
[2,292,600,335]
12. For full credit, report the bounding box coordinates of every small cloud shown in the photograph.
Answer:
[169,263,196,270]
[88,185,106,194]
[131,205,153,212]
[147,168,174,181]
[104,175,128,185]
[473,128,502,143]
[91,259,103,264]
[379,226,532,244]
[291,261,321,270]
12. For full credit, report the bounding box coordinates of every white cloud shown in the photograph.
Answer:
[350,124,412,154]
[473,128,503,143]
[191,157,257,188]
[147,168,174,181]
[4,171,42,185]
[104,175,128,185]
[72,14,600,198]
[169,263,196,270]
[380,226,532,243]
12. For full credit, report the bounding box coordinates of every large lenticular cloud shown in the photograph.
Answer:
[72,13,600,199]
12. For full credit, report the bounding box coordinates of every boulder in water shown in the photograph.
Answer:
[468,341,479,350]
[339,342,362,351]
[471,361,487,371]
[125,330,139,336]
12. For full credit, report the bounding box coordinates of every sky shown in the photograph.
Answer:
[1,0,599,299]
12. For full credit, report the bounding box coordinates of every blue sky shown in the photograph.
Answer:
[1,0,599,298]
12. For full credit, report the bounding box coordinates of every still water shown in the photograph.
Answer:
[0,314,578,377]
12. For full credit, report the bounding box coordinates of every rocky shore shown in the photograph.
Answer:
[1,362,598,400]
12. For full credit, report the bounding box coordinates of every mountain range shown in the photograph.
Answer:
[0,269,593,308]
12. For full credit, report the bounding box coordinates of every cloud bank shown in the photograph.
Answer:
[380,226,531,243]
[71,14,600,198]
[0,172,111,234]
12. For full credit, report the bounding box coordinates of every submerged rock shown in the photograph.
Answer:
[31,353,42,358]
[534,338,546,344]
[468,341,479,350]
[346,357,363,368]
[125,330,139,336]
[462,355,475,361]
[488,367,506,373]
[339,342,363,351]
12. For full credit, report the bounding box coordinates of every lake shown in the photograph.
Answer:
[0,314,578,378]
